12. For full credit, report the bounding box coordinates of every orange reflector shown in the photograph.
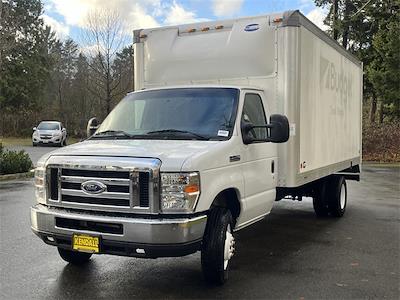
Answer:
[188,28,196,33]
[184,185,199,194]
[201,27,210,32]
[139,34,147,38]
[215,25,224,30]
[273,17,283,23]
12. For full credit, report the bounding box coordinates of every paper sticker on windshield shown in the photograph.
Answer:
[218,130,229,137]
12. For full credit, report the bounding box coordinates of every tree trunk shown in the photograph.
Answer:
[378,100,384,124]
[370,95,377,123]
[342,0,351,49]
[333,0,339,40]
[58,82,63,121]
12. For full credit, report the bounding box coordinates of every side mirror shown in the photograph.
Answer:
[33,127,37,131]
[268,114,289,143]
[241,114,289,145]
[87,117,99,138]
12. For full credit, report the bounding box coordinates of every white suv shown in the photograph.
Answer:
[32,121,67,147]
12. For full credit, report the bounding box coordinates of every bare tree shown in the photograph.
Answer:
[81,9,128,116]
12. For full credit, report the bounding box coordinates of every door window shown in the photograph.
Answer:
[241,93,268,140]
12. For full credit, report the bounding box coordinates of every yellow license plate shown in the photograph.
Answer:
[72,234,100,253]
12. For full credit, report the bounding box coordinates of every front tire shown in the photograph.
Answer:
[201,207,235,285]
[58,248,92,265]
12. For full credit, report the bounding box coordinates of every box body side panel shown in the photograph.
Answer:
[276,25,362,187]
[298,26,362,175]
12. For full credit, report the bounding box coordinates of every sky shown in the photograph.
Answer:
[41,0,328,42]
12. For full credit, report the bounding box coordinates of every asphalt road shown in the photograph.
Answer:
[0,166,399,299]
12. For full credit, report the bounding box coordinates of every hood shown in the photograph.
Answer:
[41,139,221,171]
[35,129,60,134]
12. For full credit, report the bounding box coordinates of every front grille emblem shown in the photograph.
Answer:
[81,180,107,194]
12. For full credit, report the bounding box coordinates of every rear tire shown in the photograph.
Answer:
[326,176,347,217]
[313,180,329,217]
[201,207,234,285]
[58,248,92,265]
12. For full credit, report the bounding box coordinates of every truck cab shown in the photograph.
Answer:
[31,86,289,284]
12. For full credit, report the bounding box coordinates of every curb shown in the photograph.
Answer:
[363,162,400,168]
[0,170,34,181]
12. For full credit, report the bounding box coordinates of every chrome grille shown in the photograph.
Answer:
[44,156,161,214]
[59,169,144,209]
[46,156,161,214]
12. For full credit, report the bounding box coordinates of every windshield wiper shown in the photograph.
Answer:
[146,129,209,140]
[92,130,133,138]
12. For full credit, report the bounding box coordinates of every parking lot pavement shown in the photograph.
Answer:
[5,145,60,166]
[0,165,399,299]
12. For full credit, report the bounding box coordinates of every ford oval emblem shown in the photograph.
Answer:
[244,23,259,32]
[81,180,107,194]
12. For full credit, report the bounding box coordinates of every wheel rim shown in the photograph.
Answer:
[340,183,346,210]
[223,224,235,270]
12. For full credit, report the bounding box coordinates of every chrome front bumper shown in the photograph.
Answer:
[31,204,207,258]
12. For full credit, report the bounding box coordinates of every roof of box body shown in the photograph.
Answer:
[133,10,361,67]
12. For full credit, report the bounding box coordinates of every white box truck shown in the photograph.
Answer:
[31,10,362,285]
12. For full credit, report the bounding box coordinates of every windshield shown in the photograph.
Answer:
[37,122,60,130]
[95,88,239,140]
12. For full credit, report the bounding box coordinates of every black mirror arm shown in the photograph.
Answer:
[251,124,273,129]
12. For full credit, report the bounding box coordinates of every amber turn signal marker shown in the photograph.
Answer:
[139,34,147,38]
[184,185,199,194]
[201,27,210,32]
[188,28,196,33]
[215,25,224,30]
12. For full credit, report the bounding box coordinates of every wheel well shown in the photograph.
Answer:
[211,188,241,226]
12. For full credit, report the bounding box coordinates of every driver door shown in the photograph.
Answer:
[239,91,278,225]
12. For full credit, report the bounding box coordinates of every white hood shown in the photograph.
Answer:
[41,139,223,171]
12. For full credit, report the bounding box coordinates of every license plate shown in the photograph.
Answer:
[72,234,100,253]
[43,140,48,143]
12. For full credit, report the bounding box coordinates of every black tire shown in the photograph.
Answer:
[201,207,234,285]
[58,247,92,265]
[63,139,67,146]
[313,180,329,217]
[32,142,37,147]
[326,176,347,217]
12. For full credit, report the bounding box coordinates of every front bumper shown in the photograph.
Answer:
[31,204,207,258]
[33,136,62,144]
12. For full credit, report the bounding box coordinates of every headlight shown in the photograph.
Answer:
[34,167,46,204]
[161,172,200,212]
[32,131,38,137]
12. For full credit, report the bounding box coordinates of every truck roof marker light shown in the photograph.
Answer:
[215,25,224,30]
[188,28,196,33]
[201,27,210,32]
[273,17,283,23]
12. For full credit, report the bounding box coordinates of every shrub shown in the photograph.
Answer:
[362,120,400,162]
[0,148,33,175]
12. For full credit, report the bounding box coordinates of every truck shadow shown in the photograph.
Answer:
[53,202,339,299]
